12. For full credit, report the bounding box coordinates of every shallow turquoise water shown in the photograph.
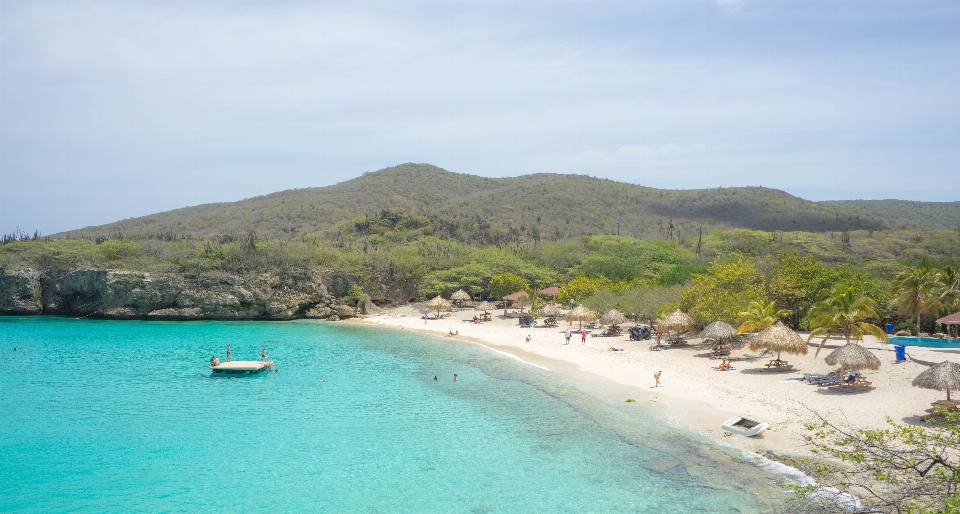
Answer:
[890,336,960,348]
[1,317,786,512]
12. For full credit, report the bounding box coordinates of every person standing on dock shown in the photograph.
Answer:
[262,348,267,363]
[226,345,231,362]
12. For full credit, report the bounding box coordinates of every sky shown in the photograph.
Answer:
[1,0,958,235]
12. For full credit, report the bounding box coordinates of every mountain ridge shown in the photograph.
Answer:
[56,163,902,241]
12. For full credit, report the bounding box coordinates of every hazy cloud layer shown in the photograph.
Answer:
[1,0,958,234]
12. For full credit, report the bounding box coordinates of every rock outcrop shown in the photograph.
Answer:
[0,269,44,314]
[0,268,350,321]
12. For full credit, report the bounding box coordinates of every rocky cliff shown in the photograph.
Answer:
[0,268,374,321]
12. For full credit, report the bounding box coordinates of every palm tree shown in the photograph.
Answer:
[808,284,888,356]
[890,266,944,341]
[736,299,792,334]
[940,267,960,338]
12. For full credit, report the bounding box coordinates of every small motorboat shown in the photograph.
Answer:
[721,415,769,437]
[210,361,273,375]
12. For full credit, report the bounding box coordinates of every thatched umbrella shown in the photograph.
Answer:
[913,361,960,402]
[565,304,597,330]
[698,321,737,341]
[600,309,628,327]
[424,295,451,318]
[475,301,494,315]
[541,303,562,317]
[747,321,808,362]
[657,309,698,341]
[824,343,881,374]
[450,289,471,308]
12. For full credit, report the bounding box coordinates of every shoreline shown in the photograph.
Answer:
[356,306,950,460]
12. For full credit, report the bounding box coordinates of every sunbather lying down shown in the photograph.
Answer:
[649,343,664,351]
[608,347,624,351]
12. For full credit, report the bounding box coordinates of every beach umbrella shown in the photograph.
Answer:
[913,361,960,402]
[474,301,494,313]
[504,290,529,313]
[698,321,737,341]
[747,321,808,362]
[565,304,597,330]
[541,303,562,317]
[657,309,698,340]
[600,309,628,327]
[450,289,471,308]
[824,343,881,372]
[425,295,451,318]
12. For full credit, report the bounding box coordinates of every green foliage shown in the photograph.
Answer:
[345,285,366,301]
[489,273,529,299]
[799,411,960,513]
[736,299,791,333]
[678,254,764,325]
[576,236,684,282]
[822,199,960,231]
[556,276,608,305]
[891,266,945,339]
[807,284,888,355]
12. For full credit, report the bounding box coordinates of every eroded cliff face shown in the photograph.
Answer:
[0,268,357,321]
[0,269,44,314]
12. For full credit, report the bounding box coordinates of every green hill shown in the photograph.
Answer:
[57,163,886,243]
[819,200,960,231]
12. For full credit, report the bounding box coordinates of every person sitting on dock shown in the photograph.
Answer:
[210,356,221,367]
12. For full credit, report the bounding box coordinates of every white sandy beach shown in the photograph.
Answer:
[358,305,953,458]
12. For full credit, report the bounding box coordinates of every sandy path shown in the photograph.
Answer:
[355,306,946,458]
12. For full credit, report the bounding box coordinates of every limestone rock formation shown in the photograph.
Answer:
[0,269,44,314]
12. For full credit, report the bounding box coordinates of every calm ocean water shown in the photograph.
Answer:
[1,317,789,513]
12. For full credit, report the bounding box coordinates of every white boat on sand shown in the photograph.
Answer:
[722,415,769,437]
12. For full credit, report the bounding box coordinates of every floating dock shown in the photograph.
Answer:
[210,360,273,375]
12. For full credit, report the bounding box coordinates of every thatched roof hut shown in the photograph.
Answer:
[824,343,881,372]
[913,361,960,402]
[541,304,561,317]
[424,295,451,317]
[698,321,737,341]
[450,289,471,308]
[600,309,628,327]
[657,309,698,337]
[475,301,494,313]
[565,304,597,329]
[747,321,808,361]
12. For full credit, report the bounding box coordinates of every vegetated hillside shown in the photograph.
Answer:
[819,200,960,231]
[57,163,886,242]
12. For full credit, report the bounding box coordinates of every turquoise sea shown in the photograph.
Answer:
[1,317,790,512]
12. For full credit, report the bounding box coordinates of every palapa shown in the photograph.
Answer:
[541,304,562,317]
[698,321,737,341]
[824,343,881,372]
[913,361,960,402]
[424,295,451,317]
[747,321,808,361]
[657,309,698,339]
[565,304,598,330]
[450,289,471,308]
[600,309,628,327]
[474,301,494,313]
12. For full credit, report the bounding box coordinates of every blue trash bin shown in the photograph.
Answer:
[894,345,906,361]
[886,323,894,334]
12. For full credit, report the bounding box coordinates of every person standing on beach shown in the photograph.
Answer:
[564,329,571,345]
[654,371,662,387]
[581,330,587,345]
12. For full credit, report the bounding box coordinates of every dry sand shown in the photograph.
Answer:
[357,305,950,459]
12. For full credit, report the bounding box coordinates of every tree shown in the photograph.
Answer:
[488,272,529,300]
[678,254,764,325]
[796,410,960,513]
[941,267,960,315]
[556,275,605,306]
[891,267,944,340]
[768,252,834,329]
[736,299,792,334]
[807,284,888,355]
